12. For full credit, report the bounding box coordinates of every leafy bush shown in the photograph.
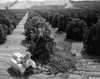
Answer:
[52,14,59,28]
[85,13,98,27]
[1,9,27,29]
[57,13,71,32]
[83,21,100,55]
[0,24,7,44]
[24,17,42,41]
[0,12,14,34]
[28,27,55,62]
[25,10,76,73]
[66,19,87,41]
[25,13,55,62]
[47,13,53,24]
[0,9,27,44]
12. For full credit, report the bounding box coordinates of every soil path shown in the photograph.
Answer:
[48,24,75,61]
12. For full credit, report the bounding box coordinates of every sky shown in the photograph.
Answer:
[0,0,97,3]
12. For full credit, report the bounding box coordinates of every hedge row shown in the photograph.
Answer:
[83,21,100,55]
[0,9,27,44]
[24,10,75,73]
[29,9,100,55]
[24,11,55,62]
[35,9,99,41]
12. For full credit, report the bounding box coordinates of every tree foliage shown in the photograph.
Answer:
[66,19,87,41]
[0,9,27,44]
[83,21,100,55]
[24,11,55,62]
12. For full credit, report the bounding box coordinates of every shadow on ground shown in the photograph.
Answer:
[7,67,34,79]
[7,67,21,78]
[81,52,100,63]
[21,39,31,48]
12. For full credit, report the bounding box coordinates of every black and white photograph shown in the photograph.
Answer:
[0,0,100,79]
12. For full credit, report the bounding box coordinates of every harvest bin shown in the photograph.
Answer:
[10,52,37,75]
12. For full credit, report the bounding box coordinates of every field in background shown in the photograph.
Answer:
[0,1,100,9]
[73,1,100,9]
